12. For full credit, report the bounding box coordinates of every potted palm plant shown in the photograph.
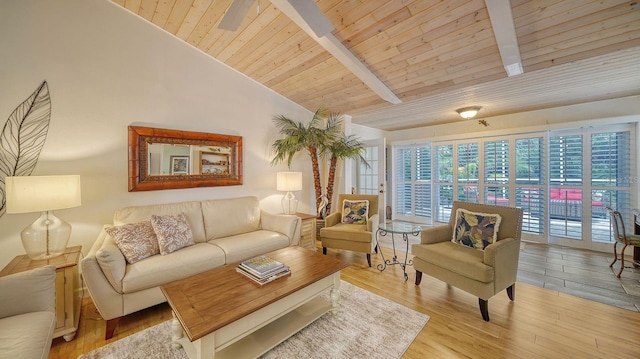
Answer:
[271,108,368,220]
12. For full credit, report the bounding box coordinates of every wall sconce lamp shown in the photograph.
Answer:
[5,175,82,260]
[456,106,482,119]
[277,172,302,215]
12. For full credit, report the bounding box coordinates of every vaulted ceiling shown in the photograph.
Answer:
[113,0,640,131]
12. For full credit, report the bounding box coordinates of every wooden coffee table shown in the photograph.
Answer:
[161,246,349,359]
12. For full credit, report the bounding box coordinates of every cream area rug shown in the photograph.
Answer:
[78,281,429,359]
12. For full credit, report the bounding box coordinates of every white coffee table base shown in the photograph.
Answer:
[171,273,341,359]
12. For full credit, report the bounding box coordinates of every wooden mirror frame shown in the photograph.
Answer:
[128,126,243,191]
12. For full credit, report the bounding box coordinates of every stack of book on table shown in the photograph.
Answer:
[236,255,291,285]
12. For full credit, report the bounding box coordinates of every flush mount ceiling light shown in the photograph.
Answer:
[456,106,482,119]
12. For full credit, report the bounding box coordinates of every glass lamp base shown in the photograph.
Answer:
[281,192,298,215]
[21,211,71,260]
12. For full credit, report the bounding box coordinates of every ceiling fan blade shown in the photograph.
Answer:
[218,0,255,31]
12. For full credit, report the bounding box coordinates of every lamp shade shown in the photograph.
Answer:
[276,172,302,192]
[6,175,82,214]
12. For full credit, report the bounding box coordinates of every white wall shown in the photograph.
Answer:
[386,96,640,143]
[0,0,315,267]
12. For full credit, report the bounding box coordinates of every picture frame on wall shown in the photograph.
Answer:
[170,155,189,175]
[128,125,243,191]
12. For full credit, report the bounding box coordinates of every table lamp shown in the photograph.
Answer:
[5,175,82,260]
[277,172,302,215]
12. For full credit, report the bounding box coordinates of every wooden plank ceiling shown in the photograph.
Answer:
[112,0,640,131]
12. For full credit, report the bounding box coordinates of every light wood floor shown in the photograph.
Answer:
[51,243,640,358]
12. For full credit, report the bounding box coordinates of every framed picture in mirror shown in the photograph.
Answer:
[170,156,189,175]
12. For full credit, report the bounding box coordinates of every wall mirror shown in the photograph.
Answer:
[128,126,243,191]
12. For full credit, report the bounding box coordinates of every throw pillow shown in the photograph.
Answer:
[341,199,369,224]
[105,220,159,264]
[452,208,502,250]
[151,212,195,255]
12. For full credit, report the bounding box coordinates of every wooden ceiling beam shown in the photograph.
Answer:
[271,0,402,105]
[485,0,524,76]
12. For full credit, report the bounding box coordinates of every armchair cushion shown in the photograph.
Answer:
[412,241,494,283]
[0,265,56,318]
[452,208,502,250]
[0,312,56,359]
[341,199,369,224]
[321,223,370,243]
[0,265,56,359]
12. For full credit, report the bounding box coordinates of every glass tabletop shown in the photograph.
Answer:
[378,221,422,234]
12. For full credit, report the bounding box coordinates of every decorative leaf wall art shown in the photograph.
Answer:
[0,80,51,217]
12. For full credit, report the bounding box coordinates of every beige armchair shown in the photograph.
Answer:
[412,201,523,321]
[320,194,379,267]
[0,265,56,359]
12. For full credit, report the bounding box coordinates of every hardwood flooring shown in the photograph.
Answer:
[51,242,640,358]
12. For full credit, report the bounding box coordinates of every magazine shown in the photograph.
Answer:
[236,265,291,286]
[238,255,285,279]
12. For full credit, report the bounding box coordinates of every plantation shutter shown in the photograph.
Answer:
[394,147,412,216]
[515,137,545,235]
[415,146,432,218]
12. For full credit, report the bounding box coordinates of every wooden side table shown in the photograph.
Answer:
[296,212,317,251]
[0,246,82,341]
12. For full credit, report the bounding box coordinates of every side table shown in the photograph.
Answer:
[296,212,317,251]
[375,222,422,281]
[0,246,83,341]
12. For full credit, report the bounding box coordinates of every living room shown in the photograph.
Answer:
[1,0,639,358]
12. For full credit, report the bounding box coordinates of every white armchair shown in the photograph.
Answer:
[0,265,56,359]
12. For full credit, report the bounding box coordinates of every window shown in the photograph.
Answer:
[394,147,412,216]
[390,123,634,249]
[484,140,509,206]
[435,145,453,222]
[359,145,378,195]
[516,137,545,235]
[415,146,432,218]
[393,145,432,222]
[457,143,479,203]
[549,134,583,239]
[591,131,632,243]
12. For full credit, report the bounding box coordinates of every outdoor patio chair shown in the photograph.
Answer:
[606,207,640,278]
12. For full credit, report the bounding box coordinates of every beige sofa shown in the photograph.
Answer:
[81,196,301,339]
[0,265,56,359]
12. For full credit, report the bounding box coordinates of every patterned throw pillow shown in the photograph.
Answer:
[105,220,159,264]
[151,212,195,255]
[452,208,502,250]
[341,199,369,224]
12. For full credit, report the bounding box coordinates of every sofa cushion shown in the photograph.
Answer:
[210,230,290,263]
[121,243,225,293]
[105,220,159,264]
[151,213,195,255]
[341,199,369,224]
[201,196,261,240]
[114,201,207,243]
[413,241,494,283]
[320,223,370,243]
[452,208,501,250]
[0,311,55,359]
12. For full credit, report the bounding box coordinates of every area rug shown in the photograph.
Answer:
[78,281,429,359]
